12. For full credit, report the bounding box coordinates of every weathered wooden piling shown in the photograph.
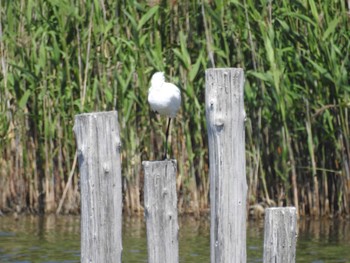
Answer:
[142,160,179,263]
[205,68,247,262]
[263,207,297,263]
[74,111,122,263]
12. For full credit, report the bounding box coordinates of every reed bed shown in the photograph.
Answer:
[0,0,349,217]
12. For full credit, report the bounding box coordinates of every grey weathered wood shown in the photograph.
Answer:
[73,111,122,263]
[263,207,297,263]
[205,68,247,263]
[142,160,179,263]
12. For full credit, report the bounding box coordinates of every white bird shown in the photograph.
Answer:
[148,72,181,159]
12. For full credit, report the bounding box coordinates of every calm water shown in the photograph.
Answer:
[0,215,349,262]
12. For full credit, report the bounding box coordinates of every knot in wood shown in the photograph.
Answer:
[103,163,110,174]
[162,188,168,196]
[209,100,215,111]
[214,116,224,132]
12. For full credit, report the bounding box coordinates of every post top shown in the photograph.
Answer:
[205,68,244,72]
[142,159,177,167]
[75,111,118,118]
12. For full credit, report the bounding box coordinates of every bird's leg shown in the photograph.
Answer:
[163,118,171,160]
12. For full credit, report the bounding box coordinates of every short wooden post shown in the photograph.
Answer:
[263,207,297,263]
[74,111,122,263]
[205,68,247,263]
[142,160,179,263]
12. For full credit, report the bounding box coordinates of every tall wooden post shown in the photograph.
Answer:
[74,111,122,263]
[205,68,247,262]
[142,160,179,263]
[263,207,297,263]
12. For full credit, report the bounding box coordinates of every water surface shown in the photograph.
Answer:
[0,215,349,262]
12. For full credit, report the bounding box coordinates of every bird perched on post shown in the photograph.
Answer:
[148,72,181,159]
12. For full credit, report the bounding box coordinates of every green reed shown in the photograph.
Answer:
[0,0,349,216]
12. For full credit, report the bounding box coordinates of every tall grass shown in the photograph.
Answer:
[0,0,349,217]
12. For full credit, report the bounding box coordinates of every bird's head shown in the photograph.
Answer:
[151,72,165,87]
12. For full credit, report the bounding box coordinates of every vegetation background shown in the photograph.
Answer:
[0,0,349,217]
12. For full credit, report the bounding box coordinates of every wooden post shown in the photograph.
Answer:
[142,160,179,263]
[263,207,297,263]
[205,68,247,263]
[74,111,122,263]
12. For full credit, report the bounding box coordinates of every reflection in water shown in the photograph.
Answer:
[0,215,349,262]
[299,218,350,243]
[0,215,80,262]
[297,219,350,263]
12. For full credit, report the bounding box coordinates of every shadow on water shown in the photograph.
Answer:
[0,215,349,262]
